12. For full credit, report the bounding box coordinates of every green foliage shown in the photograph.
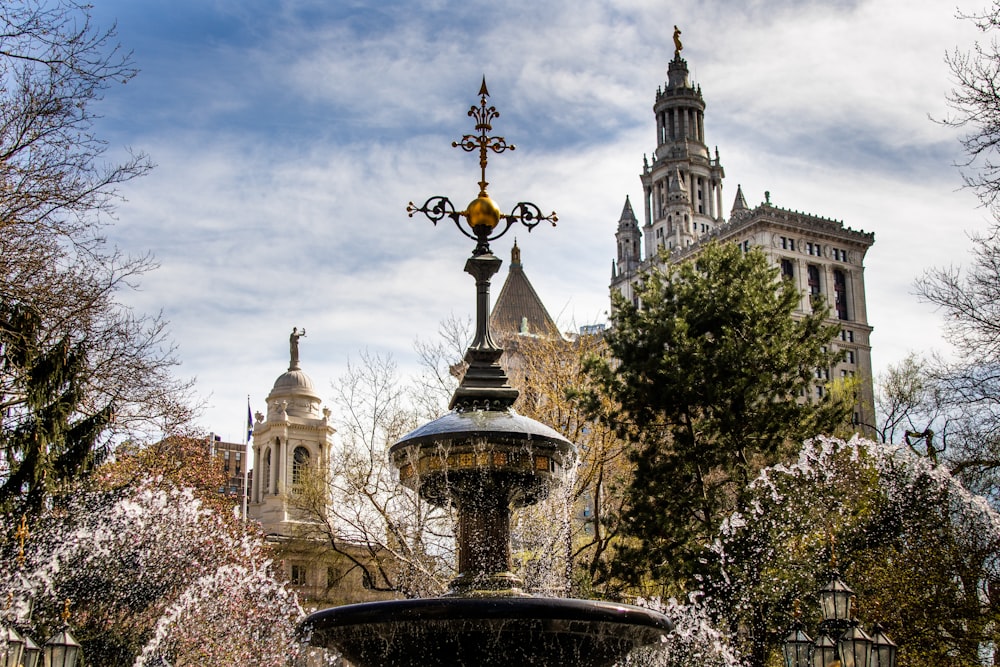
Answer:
[713,437,1000,667]
[0,301,113,511]
[587,242,853,591]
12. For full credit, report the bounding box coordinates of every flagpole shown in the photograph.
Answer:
[243,395,252,523]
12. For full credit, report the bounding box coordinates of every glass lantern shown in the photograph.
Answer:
[819,573,854,624]
[42,629,81,667]
[0,625,24,667]
[783,623,813,667]
[22,634,41,667]
[838,622,873,667]
[869,623,897,667]
[811,633,838,667]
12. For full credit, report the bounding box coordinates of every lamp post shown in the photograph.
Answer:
[3,517,82,667]
[784,571,897,667]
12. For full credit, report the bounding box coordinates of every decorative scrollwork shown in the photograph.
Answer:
[407,196,477,241]
[448,78,516,196]
[407,80,558,257]
[505,202,558,232]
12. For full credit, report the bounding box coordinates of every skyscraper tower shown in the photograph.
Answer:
[610,47,876,428]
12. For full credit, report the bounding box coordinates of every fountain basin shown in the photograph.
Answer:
[301,596,672,667]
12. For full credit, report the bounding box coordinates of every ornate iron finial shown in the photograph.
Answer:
[407,79,560,410]
[15,514,28,569]
[454,77,513,198]
[407,78,557,257]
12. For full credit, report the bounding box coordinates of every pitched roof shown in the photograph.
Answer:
[490,241,559,337]
[619,195,638,227]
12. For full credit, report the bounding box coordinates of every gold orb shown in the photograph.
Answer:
[466,195,501,231]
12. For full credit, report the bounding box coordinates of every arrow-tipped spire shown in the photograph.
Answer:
[479,76,489,97]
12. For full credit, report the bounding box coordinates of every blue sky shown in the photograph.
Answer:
[86,0,989,439]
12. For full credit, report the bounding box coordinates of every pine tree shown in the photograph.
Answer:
[0,301,113,511]
[586,242,854,592]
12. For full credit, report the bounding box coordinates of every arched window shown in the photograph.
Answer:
[261,447,271,495]
[293,446,310,486]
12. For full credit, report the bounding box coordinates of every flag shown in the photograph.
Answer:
[247,398,254,443]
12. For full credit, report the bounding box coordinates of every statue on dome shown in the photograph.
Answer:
[673,25,683,59]
[289,327,306,369]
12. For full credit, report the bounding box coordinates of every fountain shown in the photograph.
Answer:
[300,80,673,667]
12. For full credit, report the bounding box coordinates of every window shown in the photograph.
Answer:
[807,265,821,304]
[742,240,751,252]
[293,446,310,486]
[261,447,271,494]
[833,270,848,320]
[291,564,308,586]
[847,351,855,364]
[781,259,794,280]
[816,385,825,398]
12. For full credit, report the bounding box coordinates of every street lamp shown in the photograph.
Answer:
[5,518,83,667]
[869,624,898,667]
[838,621,873,667]
[0,626,24,667]
[21,635,40,667]
[784,571,897,667]
[41,628,81,667]
[782,621,812,667]
[818,572,853,624]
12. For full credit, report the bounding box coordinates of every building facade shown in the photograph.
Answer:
[207,435,247,499]
[610,52,875,424]
[247,331,393,609]
[248,329,335,538]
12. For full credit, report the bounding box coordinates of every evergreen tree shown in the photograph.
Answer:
[0,301,113,511]
[586,242,853,592]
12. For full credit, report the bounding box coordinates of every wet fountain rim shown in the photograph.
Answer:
[390,408,574,453]
[301,596,674,634]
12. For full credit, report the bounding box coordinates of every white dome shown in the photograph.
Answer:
[271,369,315,392]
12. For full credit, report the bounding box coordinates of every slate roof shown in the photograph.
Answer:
[490,241,559,337]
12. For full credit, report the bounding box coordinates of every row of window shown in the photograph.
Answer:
[814,370,857,400]
[779,236,850,263]
[289,564,374,590]
[780,260,851,320]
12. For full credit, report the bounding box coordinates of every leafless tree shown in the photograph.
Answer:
[294,351,454,598]
[0,0,195,479]
[944,2,1000,206]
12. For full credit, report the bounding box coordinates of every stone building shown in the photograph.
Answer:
[248,331,392,608]
[610,52,875,424]
[206,435,247,499]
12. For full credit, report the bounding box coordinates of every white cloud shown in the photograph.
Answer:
[89,0,997,438]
